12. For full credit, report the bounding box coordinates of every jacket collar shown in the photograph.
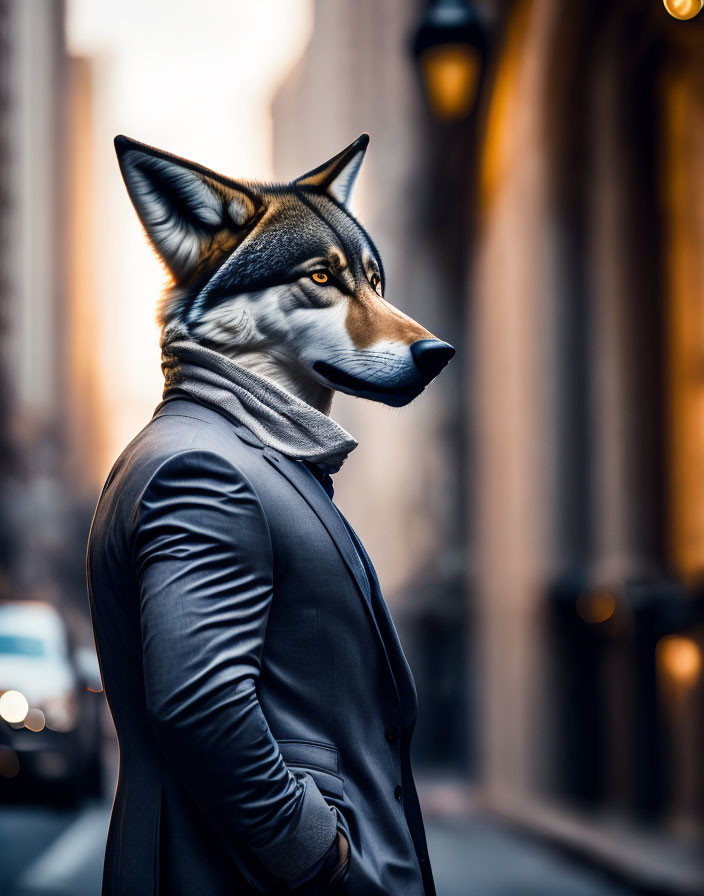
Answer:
[161,335,358,473]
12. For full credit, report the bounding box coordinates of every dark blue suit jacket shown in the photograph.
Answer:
[87,394,435,895]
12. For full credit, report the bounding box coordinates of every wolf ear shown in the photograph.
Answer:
[114,136,260,283]
[294,134,369,208]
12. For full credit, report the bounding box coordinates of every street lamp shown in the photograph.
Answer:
[412,0,487,121]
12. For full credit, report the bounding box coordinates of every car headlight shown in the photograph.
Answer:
[41,692,78,732]
[0,689,29,724]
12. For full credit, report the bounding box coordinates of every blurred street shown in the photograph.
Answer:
[0,793,636,896]
[0,801,109,896]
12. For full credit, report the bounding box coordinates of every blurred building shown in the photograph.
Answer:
[0,0,93,630]
[467,0,704,887]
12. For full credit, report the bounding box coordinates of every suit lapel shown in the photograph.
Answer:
[262,448,402,707]
[339,517,419,728]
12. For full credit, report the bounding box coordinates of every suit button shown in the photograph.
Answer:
[385,725,399,743]
[394,784,403,800]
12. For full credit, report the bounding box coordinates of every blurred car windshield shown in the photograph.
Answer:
[0,602,68,658]
[0,633,46,657]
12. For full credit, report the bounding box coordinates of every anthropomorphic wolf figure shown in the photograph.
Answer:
[87,134,454,896]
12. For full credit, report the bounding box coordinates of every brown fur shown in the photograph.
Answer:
[345,293,434,348]
[186,228,243,287]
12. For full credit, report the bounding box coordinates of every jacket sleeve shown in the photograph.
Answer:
[134,449,337,884]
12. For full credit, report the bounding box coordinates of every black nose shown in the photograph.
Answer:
[410,340,455,377]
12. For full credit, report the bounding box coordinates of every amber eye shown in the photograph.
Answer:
[370,273,382,295]
[311,271,329,284]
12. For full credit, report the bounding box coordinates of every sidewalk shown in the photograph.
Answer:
[418,776,703,895]
[426,814,635,896]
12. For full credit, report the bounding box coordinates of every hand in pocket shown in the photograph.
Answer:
[327,830,350,887]
[292,828,350,894]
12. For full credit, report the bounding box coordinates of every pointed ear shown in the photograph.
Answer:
[294,134,369,208]
[114,135,260,283]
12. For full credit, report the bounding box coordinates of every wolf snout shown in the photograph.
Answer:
[410,339,455,378]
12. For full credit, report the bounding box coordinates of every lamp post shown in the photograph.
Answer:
[412,0,487,121]
[402,2,488,776]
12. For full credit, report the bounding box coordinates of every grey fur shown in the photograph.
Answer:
[116,134,451,412]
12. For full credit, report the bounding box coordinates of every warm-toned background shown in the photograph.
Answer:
[1,1,703,894]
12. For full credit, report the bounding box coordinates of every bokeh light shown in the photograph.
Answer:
[0,689,29,724]
[663,0,703,21]
[657,635,702,688]
[24,707,46,732]
[575,589,617,625]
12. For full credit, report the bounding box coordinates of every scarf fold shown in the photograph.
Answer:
[161,338,358,474]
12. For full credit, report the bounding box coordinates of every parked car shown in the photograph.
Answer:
[0,600,103,804]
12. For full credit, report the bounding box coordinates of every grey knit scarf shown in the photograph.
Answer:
[161,336,358,474]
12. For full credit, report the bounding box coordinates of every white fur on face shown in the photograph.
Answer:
[193,286,296,353]
[192,283,420,400]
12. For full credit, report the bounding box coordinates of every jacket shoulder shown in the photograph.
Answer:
[123,399,258,475]
[94,398,267,525]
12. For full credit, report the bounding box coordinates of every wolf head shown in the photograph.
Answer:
[115,134,454,408]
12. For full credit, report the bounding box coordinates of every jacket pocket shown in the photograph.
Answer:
[278,739,344,798]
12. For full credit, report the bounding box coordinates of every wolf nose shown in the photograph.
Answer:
[410,340,455,377]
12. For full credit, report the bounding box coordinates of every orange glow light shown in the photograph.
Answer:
[663,0,703,20]
[575,589,616,625]
[420,43,482,120]
[657,635,702,688]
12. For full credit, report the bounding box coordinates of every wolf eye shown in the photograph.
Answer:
[370,273,382,295]
[311,272,329,284]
